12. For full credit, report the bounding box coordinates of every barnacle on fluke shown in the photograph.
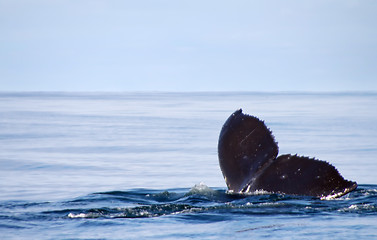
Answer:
[218,109,357,199]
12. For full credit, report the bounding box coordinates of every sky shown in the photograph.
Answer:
[1,0,376,92]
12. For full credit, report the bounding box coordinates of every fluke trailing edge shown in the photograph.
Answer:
[218,109,357,199]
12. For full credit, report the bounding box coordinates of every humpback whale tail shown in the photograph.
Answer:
[218,109,357,199]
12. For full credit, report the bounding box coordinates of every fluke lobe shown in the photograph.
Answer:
[218,109,357,199]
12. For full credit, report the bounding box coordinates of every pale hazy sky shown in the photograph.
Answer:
[1,0,376,91]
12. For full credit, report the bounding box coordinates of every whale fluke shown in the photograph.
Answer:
[218,109,357,199]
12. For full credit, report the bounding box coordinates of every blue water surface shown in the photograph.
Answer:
[0,92,376,239]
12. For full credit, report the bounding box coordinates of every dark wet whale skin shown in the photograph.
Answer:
[218,109,357,198]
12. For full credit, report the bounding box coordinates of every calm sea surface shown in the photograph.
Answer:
[0,92,376,239]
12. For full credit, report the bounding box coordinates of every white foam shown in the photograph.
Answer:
[251,189,272,195]
[189,182,214,194]
[320,186,355,200]
[68,213,88,218]
[226,188,271,196]
[338,203,374,213]
[348,204,358,210]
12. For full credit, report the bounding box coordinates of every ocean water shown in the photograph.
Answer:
[0,92,376,239]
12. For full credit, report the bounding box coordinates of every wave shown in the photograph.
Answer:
[67,183,377,219]
[1,184,376,226]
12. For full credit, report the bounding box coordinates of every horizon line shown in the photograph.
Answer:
[1,90,377,95]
